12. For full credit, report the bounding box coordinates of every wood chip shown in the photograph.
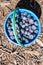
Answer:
[36,39,43,47]
[0,2,10,7]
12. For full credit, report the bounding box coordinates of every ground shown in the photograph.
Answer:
[0,0,43,65]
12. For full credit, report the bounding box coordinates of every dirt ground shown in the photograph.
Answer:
[0,0,43,65]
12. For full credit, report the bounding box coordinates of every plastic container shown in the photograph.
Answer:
[4,8,41,47]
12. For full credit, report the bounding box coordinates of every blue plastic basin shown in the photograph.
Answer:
[4,9,41,47]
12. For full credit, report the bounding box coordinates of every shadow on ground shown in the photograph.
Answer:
[16,0,41,18]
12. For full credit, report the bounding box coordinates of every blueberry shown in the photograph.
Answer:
[22,25,25,28]
[27,14,31,18]
[34,30,38,34]
[29,26,32,30]
[25,39,29,43]
[29,19,34,24]
[23,12,28,16]
[8,20,11,24]
[18,34,21,39]
[29,35,34,39]
[16,19,18,23]
[25,26,29,31]
[27,32,31,36]
[34,21,38,26]
[22,20,25,24]
[29,29,33,33]
[15,13,19,18]
[25,23,29,26]
[21,29,24,34]
[10,35,15,40]
[24,34,29,38]
[16,29,20,34]
[16,24,19,29]
[9,31,14,36]
[25,19,29,23]
[8,26,12,30]
[20,22,23,26]
[24,31,28,35]
[22,16,27,21]
[32,25,37,30]
[8,29,12,33]
[23,37,26,41]
[23,37,29,43]
[7,23,9,28]
[21,12,24,16]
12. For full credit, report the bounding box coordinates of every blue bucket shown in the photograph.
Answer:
[4,8,41,47]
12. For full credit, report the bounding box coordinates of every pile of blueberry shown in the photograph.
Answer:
[6,17,15,41]
[6,10,39,44]
[15,11,39,44]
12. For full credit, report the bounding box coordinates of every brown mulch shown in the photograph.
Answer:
[0,0,43,65]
